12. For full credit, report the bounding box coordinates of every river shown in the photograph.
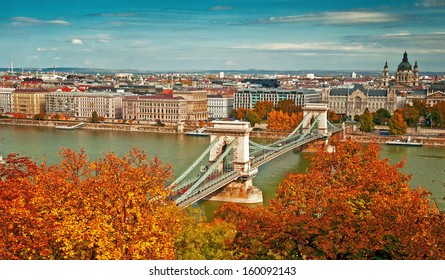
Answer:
[1,124,444,215]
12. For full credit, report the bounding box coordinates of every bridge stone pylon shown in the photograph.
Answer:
[302,103,329,135]
[204,121,262,204]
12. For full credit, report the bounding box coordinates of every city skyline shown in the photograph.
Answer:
[2,0,445,72]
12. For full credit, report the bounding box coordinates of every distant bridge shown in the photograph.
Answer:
[168,104,343,208]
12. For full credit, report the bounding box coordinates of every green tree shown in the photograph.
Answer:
[91,111,99,123]
[373,108,391,125]
[359,108,374,132]
[33,113,46,120]
[246,109,261,127]
[389,110,407,135]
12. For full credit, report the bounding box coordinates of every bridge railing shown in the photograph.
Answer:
[176,170,240,208]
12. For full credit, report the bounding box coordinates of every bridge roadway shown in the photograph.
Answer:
[175,132,332,208]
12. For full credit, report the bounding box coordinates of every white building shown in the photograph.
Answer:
[74,92,129,120]
[122,94,187,124]
[234,88,321,109]
[0,88,14,114]
[45,91,76,117]
[207,94,234,119]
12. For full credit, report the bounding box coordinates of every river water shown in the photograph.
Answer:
[1,124,444,215]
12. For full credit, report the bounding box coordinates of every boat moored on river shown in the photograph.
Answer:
[55,122,85,130]
[386,136,423,147]
[186,127,210,137]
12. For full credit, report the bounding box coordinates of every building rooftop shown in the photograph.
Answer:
[330,84,389,97]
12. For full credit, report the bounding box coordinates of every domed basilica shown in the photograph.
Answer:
[382,51,419,88]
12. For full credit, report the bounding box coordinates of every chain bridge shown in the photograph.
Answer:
[167,104,343,208]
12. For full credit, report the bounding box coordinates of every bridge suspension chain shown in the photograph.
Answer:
[248,140,281,151]
[168,136,220,189]
[175,139,237,205]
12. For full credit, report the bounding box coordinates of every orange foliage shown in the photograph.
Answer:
[0,149,186,260]
[217,140,445,259]
[267,110,303,131]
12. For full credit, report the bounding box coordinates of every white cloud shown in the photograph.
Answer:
[264,11,397,25]
[72,39,84,45]
[225,59,237,66]
[36,48,47,52]
[12,16,70,26]
[209,6,233,11]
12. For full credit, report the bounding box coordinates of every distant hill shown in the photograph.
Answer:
[1,67,444,77]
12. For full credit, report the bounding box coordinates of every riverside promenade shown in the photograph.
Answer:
[1,118,445,145]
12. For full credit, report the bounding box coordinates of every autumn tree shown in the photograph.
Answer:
[175,210,236,260]
[403,107,420,126]
[254,101,274,120]
[359,108,374,132]
[216,139,445,260]
[230,108,246,121]
[267,110,304,131]
[431,101,445,127]
[389,110,407,135]
[411,99,429,118]
[276,100,301,114]
[328,110,341,123]
[0,149,186,260]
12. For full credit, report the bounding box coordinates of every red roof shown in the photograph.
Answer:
[163,88,173,94]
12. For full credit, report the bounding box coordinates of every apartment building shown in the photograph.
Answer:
[12,88,51,116]
[122,94,187,124]
[173,90,208,122]
[234,88,321,109]
[207,94,233,119]
[45,91,76,117]
[0,88,14,114]
[74,92,128,120]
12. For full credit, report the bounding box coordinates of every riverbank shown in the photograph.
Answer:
[2,118,445,145]
[0,118,288,139]
[346,132,445,146]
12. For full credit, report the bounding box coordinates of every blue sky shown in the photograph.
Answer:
[2,0,445,72]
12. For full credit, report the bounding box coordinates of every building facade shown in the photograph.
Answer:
[74,92,127,120]
[45,91,76,117]
[323,84,398,119]
[173,90,208,122]
[426,82,445,107]
[0,88,14,114]
[12,89,51,116]
[207,94,234,119]
[234,88,321,109]
[122,95,187,123]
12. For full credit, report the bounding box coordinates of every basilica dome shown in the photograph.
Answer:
[397,51,412,71]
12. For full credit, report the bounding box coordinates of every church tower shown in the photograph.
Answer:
[395,51,416,87]
[382,61,389,87]
[413,60,419,87]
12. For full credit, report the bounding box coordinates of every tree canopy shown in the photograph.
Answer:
[388,110,408,135]
[0,149,186,260]
[216,139,445,259]
[359,108,374,132]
